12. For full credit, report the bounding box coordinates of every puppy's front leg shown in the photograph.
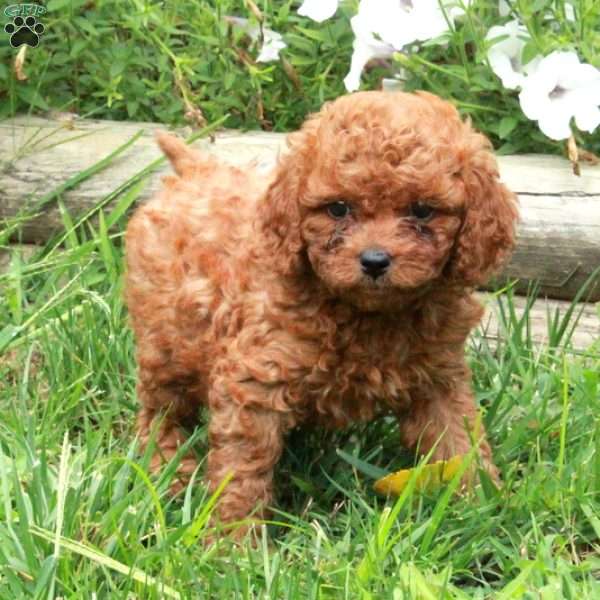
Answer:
[206,382,292,538]
[400,379,499,483]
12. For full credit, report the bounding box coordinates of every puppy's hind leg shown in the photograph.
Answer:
[136,369,201,494]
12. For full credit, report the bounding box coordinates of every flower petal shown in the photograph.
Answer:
[518,84,547,122]
[297,0,339,22]
[557,60,600,92]
[256,30,286,63]
[353,0,409,48]
[536,105,573,140]
[354,0,455,50]
[522,54,542,76]
[520,90,572,139]
[409,0,454,42]
[225,15,259,39]
[486,21,532,89]
[486,20,528,56]
[225,16,289,63]
[574,103,600,134]
[488,50,526,89]
[498,0,510,17]
[344,42,372,92]
[343,34,394,92]
[520,53,561,99]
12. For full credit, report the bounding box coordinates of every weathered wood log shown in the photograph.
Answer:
[1,244,596,350]
[1,116,599,301]
[476,292,598,352]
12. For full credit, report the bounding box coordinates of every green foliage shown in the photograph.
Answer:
[0,0,355,131]
[1,1,599,153]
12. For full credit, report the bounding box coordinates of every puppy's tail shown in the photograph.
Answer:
[155,131,215,177]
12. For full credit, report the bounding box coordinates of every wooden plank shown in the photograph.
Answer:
[1,116,599,301]
[498,154,600,194]
[475,293,598,352]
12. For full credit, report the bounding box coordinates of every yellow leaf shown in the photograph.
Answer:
[374,456,464,496]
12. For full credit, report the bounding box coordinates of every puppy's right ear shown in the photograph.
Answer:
[258,116,320,276]
[447,144,518,288]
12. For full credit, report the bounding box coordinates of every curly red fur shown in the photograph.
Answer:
[125,91,518,536]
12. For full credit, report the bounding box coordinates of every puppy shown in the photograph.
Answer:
[125,91,518,535]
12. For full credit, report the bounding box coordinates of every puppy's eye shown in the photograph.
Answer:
[326,201,351,219]
[409,202,435,221]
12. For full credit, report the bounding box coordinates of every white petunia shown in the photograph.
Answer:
[343,0,469,92]
[486,20,540,90]
[256,29,286,62]
[518,51,600,140]
[297,0,340,22]
[225,16,286,63]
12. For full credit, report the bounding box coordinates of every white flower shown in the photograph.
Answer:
[387,0,465,48]
[297,0,340,22]
[343,0,469,92]
[225,16,286,63]
[518,51,600,140]
[498,0,510,17]
[486,20,540,90]
[256,29,286,62]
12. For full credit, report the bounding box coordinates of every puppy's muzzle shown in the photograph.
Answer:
[360,249,391,279]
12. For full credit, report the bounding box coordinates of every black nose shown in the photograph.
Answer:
[360,249,391,278]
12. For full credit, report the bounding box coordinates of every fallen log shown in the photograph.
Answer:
[1,116,599,301]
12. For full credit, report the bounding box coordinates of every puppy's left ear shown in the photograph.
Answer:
[258,116,320,276]
[449,150,518,287]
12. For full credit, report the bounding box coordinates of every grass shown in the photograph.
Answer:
[0,124,599,598]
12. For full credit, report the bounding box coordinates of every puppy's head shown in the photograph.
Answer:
[260,91,518,311]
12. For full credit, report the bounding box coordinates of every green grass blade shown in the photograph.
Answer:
[30,526,180,599]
